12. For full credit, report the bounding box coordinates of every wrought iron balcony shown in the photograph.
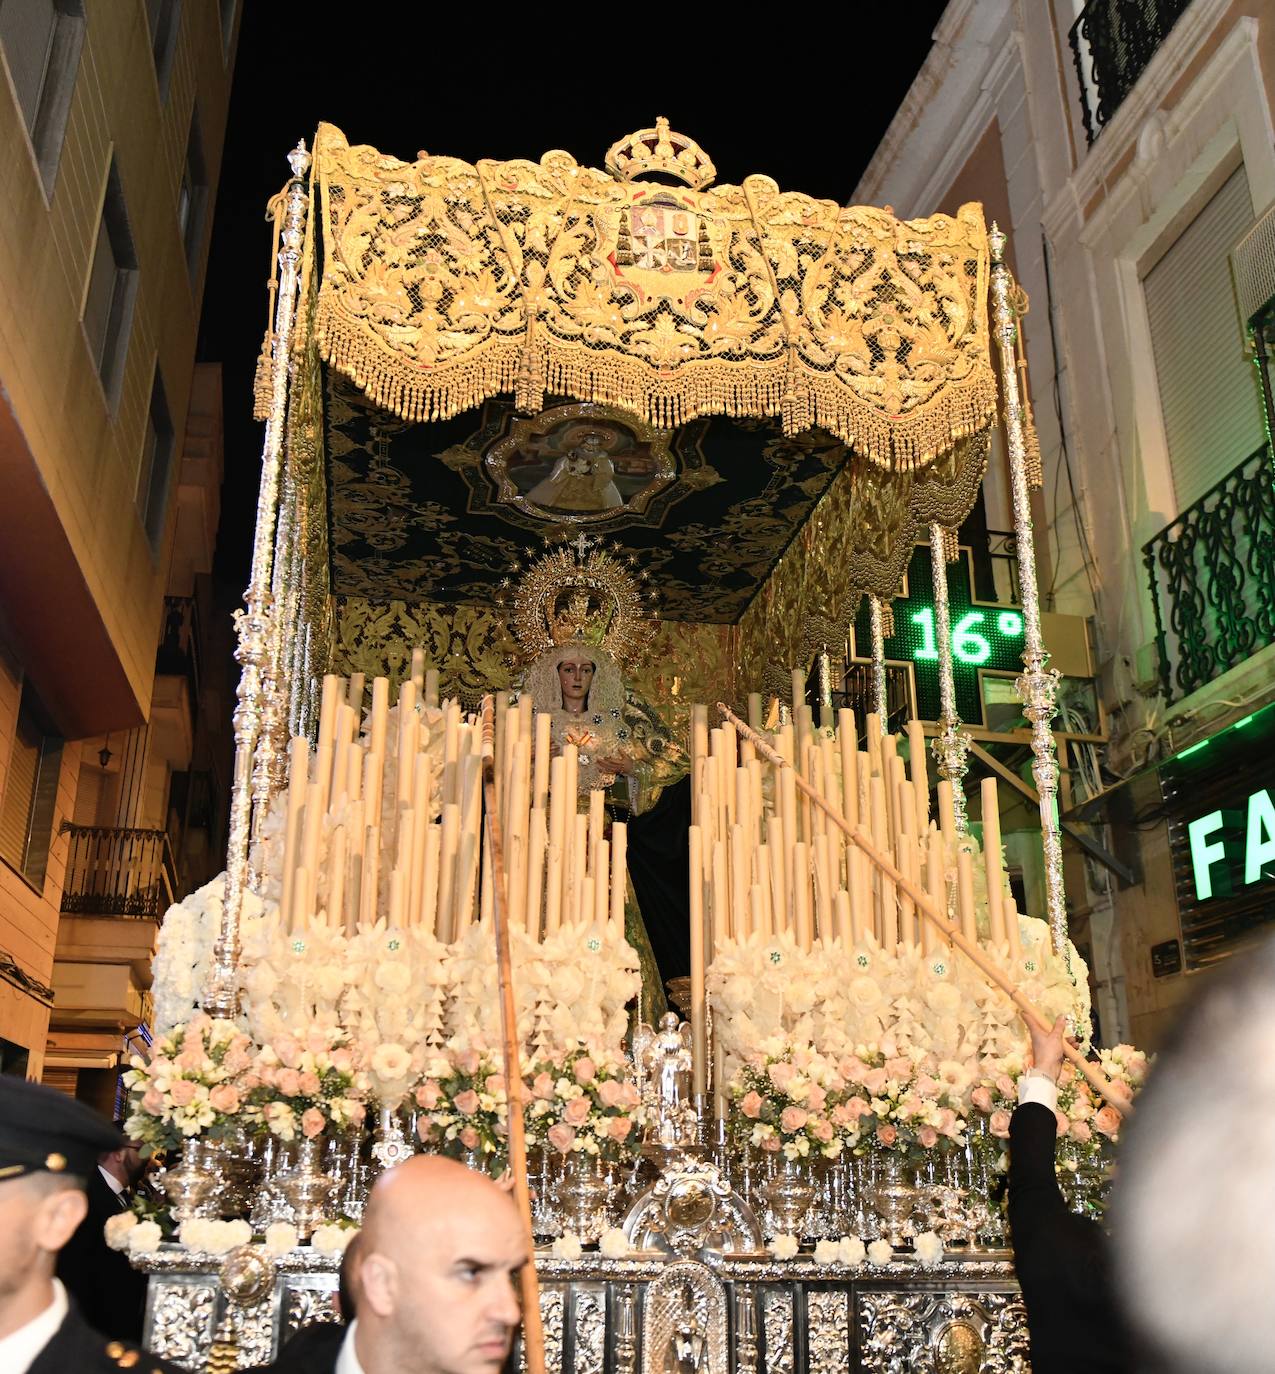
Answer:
[1069,0,1194,145]
[59,825,178,918]
[156,595,202,716]
[1143,445,1275,703]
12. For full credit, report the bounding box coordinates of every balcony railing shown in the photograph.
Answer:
[1069,0,1194,145]
[60,826,178,918]
[1143,445,1275,703]
[156,595,202,717]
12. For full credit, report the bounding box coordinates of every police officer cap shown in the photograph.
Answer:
[0,1074,124,1182]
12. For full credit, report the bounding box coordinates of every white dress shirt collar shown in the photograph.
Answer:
[0,1278,68,1374]
[98,1164,126,1196]
[335,1318,365,1374]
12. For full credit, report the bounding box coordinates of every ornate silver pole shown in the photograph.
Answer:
[929,523,970,834]
[868,595,888,733]
[205,142,311,1017]
[989,224,1067,955]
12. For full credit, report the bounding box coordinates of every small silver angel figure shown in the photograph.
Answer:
[636,1013,695,1146]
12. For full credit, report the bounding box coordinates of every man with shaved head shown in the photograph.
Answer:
[273,1156,527,1374]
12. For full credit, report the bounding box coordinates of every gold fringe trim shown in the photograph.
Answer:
[941,526,960,564]
[314,297,997,472]
[880,601,896,638]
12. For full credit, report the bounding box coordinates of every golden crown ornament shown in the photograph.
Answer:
[605,117,717,191]
[501,532,658,672]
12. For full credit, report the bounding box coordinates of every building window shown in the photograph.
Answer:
[0,685,63,892]
[0,0,85,195]
[145,0,180,99]
[138,368,175,553]
[178,104,208,278]
[82,160,138,408]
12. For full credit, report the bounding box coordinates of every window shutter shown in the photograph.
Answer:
[0,717,39,872]
[1143,166,1265,512]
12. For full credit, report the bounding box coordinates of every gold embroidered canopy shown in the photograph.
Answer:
[309,121,996,470]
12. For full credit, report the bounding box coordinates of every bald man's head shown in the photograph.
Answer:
[354,1157,527,1374]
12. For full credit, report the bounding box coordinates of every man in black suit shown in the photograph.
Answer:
[56,1125,149,1343]
[0,1074,180,1373]
[1008,1014,1132,1374]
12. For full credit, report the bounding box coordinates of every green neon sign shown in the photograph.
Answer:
[1187,787,1275,901]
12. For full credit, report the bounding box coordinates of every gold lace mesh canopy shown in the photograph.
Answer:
[308,121,995,472]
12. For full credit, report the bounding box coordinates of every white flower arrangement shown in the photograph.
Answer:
[812,1238,841,1265]
[128,1221,163,1256]
[178,1218,252,1255]
[312,1224,358,1254]
[913,1230,945,1268]
[768,1234,800,1260]
[866,1239,894,1267]
[836,1235,866,1267]
[551,1232,584,1260]
[103,1212,137,1251]
[264,1222,300,1255]
[599,1227,630,1259]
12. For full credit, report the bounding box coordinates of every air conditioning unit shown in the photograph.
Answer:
[1232,201,1275,327]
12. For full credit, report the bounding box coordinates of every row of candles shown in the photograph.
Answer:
[686,675,1024,1100]
[274,653,627,941]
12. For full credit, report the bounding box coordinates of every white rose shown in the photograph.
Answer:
[913,1231,944,1269]
[867,1239,893,1267]
[128,1221,163,1256]
[104,1212,138,1251]
[837,1235,866,1267]
[848,977,882,1010]
[312,1224,357,1254]
[598,1228,629,1260]
[374,963,412,995]
[206,1220,252,1255]
[178,1219,211,1251]
[551,1233,583,1260]
[264,1222,299,1255]
[812,1239,840,1265]
[370,1043,413,1083]
[769,1234,799,1260]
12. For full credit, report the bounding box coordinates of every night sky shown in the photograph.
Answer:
[197,8,951,599]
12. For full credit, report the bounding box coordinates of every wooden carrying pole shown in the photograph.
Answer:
[479,698,546,1374]
[716,703,1132,1118]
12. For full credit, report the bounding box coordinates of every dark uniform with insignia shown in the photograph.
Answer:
[0,1076,182,1374]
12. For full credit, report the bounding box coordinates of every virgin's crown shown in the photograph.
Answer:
[605,117,716,191]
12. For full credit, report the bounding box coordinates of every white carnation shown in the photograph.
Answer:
[837,1235,866,1267]
[598,1228,629,1259]
[769,1234,800,1260]
[127,1221,163,1255]
[812,1238,840,1265]
[867,1239,894,1267]
[551,1232,583,1260]
[913,1230,944,1268]
[312,1224,357,1254]
[104,1212,138,1251]
[264,1222,300,1255]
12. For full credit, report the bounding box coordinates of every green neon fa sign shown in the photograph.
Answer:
[1187,788,1275,901]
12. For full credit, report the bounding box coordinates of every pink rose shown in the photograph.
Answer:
[415,1081,442,1110]
[276,1068,303,1097]
[532,1072,556,1100]
[812,1118,835,1143]
[740,1091,764,1120]
[1093,1106,1122,1138]
[936,1108,960,1139]
[169,1080,197,1107]
[598,1080,625,1109]
[1106,1081,1133,1109]
[988,1110,1012,1139]
[807,1085,827,1112]
[618,1082,641,1108]
[875,1124,898,1147]
[453,1089,480,1116]
[607,1117,633,1142]
[971,1086,994,1113]
[297,1072,321,1097]
[177,1047,205,1072]
[845,1095,870,1120]
[417,1119,438,1143]
[347,1102,366,1126]
[838,1056,868,1081]
[148,1057,174,1080]
[455,1049,480,1075]
[208,1085,240,1114]
[141,1087,164,1116]
[459,1125,480,1150]
[562,1096,591,1126]
[573,1057,596,1085]
[885,1057,912,1081]
[305,1032,330,1056]
[831,1102,855,1126]
[301,1107,326,1139]
[759,1133,781,1153]
[791,1046,811,1070]
[330,1048,353,1073]
[779,1105,808,1134]
[1055,1111,1070,1138]
[915,1076,940,1098]
[547,1123,576,1155]
[274,1037,302,1070]
[768,1062,795,1091]
[223,1049,252,1075]
[861,1068,888,1095]
[486,1073,505,1095]
[238,1072,261,1093]
[1069,1096,1093,1122]
[995,1075,1016,1098]
[1069,1120,1092,1144]
[916,1125,939,1149]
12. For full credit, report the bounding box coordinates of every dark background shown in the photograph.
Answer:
[198,8,952,598]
